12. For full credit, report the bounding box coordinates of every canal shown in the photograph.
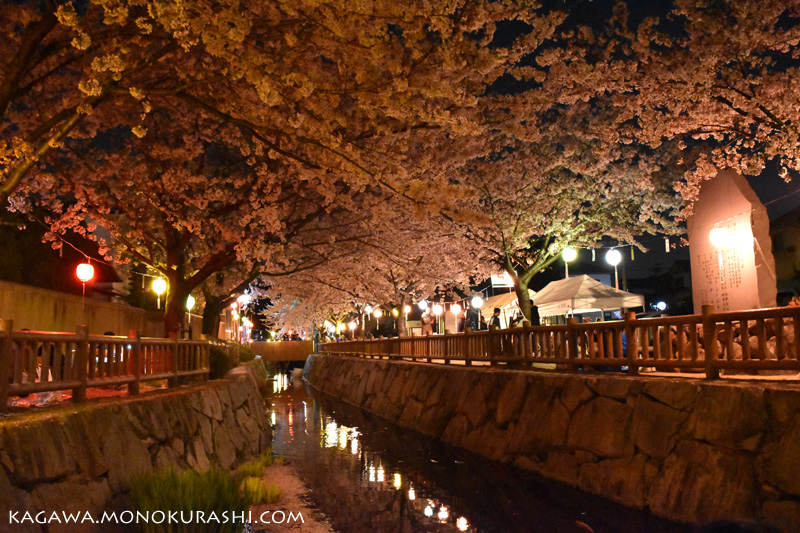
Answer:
[267,374,689,533]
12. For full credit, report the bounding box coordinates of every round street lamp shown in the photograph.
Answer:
[451,303,462,315]
[562,247,577,278]
[470,296,483,309]
[418,300,428,311]
[605,249,622,289]
[374,308,383,319]
[152,278,167,309]
[186,295,196,311]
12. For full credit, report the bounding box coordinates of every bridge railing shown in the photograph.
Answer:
[319,304,800,379]
[0,320,213,412]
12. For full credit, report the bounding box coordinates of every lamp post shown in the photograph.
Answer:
[605,249,622,289]
[185,295,196,339]
[470,296,483,331]
[403,305,411,336]
[152,278,167,309]
[432,303,443,334]
[562,247,577,278]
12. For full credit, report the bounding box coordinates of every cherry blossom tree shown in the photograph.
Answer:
[538,0,800,202]
[265,202,484,336]
[429,112,685,322]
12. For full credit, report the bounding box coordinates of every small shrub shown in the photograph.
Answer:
[235,451,274,478]
[238,345,256,363]
[239,477,281,504]
[263,483,283,504]
[130,468,252,533]
[209,347,235,379]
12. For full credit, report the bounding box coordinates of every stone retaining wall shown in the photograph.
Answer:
[0,362,272,532]
[306,354,800,530]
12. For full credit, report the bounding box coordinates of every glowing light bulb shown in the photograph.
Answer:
[76,263,94,283]
[605,249,622,266]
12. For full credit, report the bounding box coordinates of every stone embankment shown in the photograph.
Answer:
[306,354,800,530]
[0,361,272,532]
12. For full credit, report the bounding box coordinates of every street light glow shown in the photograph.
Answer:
[605,249,622,266]
[152,278,167,295]
[562,247,577,262]
[451,303,462,315]
[471,296,483,308]
[418,300,428,310]
[432,304,443,316]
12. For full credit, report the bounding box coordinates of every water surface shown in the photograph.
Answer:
[267,375,688,533]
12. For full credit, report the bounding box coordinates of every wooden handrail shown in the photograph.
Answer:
[0,321,222,412]
[320,305,800,380]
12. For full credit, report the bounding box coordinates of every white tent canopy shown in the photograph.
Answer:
[533,275,645,317]
[480,290,536,328]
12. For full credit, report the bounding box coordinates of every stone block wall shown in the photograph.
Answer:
[306,354,800,530]
[0,362,272,532]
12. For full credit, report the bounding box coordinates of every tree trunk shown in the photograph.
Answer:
[510,269,537,325]
[163,265,189,337]
[201,296,227,338]
[163,286,187,337]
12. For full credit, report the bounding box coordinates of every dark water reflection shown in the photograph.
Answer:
[268,375,689,533]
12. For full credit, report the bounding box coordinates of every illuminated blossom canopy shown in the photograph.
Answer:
[2,0,795,329]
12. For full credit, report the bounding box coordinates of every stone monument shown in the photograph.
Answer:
[687,169,777,313]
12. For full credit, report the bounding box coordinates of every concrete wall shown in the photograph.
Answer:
[306,354,800,530]
[0,280,166,336]
[0,362,272,532]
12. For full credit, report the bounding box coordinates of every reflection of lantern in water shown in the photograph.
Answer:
[338,427,348,450]
[377,465,385,483]
[438,506,449,522]
[408,486,416,500]
[325,421,338,448]
[288,410,293,426]
[270,413,277,426]
[424,505,433,517]
[350,436,359,455]
[368,466,376,482]
[393,473,402,489]
[457,517,469,531]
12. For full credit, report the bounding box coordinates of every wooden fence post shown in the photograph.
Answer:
[521,320,532,366]
[625,311,639,376]
[0,319,13,413]
[73,325,89,403]
[566,317,578,372]
[168,335,179,388]
[702,305,720,380]
[128,329,141,395]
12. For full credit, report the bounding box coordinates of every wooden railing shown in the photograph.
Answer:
[319,305,800,379]
[0,320,214,412]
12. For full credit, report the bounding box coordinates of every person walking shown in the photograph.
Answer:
[490,308,502,329]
